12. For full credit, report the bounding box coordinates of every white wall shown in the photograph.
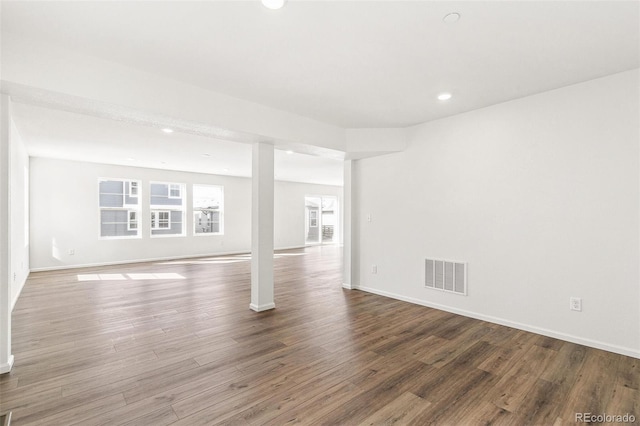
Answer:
[275,181,343,249]
[9,117,29,307]
[30,157,342,270]
[354,70,640,357]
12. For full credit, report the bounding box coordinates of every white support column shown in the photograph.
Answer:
[0,94,14,374]
[343,159,356,290]
[250,142,275,312]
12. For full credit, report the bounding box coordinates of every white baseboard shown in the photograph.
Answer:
[342,283,354,290]
[29,246,311,272]
[250,302,276,312]
[0,355,14,374]
[353,284,640,360]
[275,245,308,251]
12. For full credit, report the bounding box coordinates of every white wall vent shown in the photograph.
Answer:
[425,258,467,295]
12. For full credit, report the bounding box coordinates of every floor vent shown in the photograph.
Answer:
[425,258,467,295]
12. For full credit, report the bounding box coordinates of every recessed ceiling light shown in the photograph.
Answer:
[223,168,229,172]
[126,157,135,161]
[443,12,461,24]
[262,0,286,10]
[202,153,211,157]
[161,128,174,134]
[437,92,453,101]
[286,150,294,155]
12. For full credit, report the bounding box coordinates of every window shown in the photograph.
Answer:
[99,178,141,239]
[193,184,224,235]
[305,196,338,245]
[150,182,185,237]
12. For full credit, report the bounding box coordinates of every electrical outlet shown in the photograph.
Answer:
[371,265,377,274]
[367,214,372,222]
[68,249,75,256]
[570,297,582,312]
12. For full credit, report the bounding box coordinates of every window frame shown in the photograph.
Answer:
[98,178,142,240]
[149,181,186,237]
[193,184,224,236]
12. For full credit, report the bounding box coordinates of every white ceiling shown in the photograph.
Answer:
[4,1,638,128]
[2,1,639,186]
[11,103,345,186]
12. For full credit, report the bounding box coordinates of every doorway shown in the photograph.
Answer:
[305,196,338,245]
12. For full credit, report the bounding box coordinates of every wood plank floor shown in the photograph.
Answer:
[1,245,638,425]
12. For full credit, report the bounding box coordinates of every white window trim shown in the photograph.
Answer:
[98,234,141,241]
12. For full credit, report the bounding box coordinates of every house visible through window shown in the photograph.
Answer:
[151,211,170,230]
[128,211,138,230]
[193,184,224,235]
[305,196,338,245]
[129,181,139,198]
[169,184,181,198]
[99,178,141,239]
[150,182,185,237]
